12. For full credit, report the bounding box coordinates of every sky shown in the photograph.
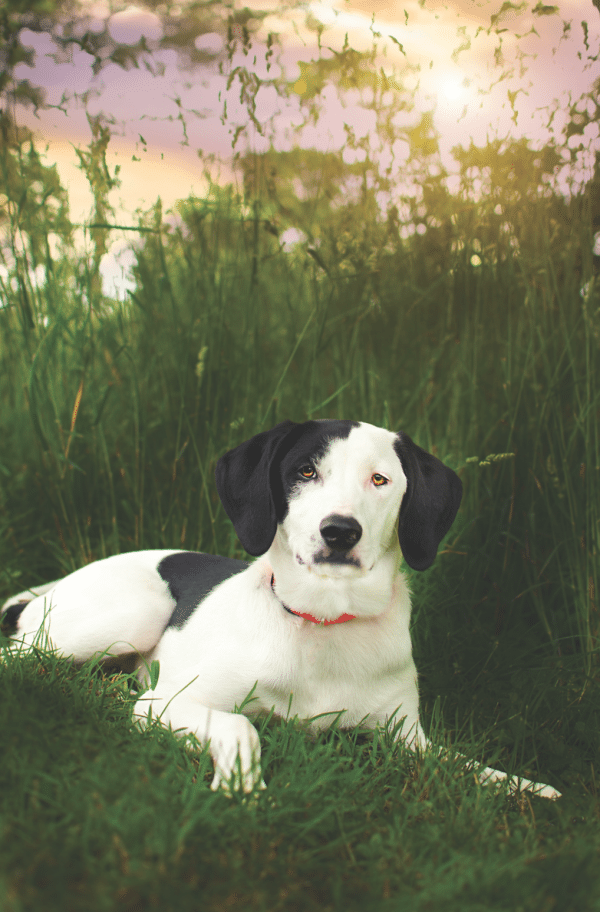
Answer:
[10,0,600,294]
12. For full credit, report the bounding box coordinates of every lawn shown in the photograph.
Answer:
[1,644,599,912]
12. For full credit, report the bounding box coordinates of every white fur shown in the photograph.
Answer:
[2,421,560,800]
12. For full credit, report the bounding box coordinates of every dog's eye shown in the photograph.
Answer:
[299,465,316,479]
[372,473,389,486]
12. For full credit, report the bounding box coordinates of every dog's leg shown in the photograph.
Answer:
[471,761,561,800]
[3,554,178,662]
[433,747,562,800]
[133,686,265,794]
[382,710,561,800]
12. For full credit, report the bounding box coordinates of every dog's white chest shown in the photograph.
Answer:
[252,616,415,731]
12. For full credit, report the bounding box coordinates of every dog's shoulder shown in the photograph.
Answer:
[159,551,250,629]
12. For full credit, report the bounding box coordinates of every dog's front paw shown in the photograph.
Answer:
[132,688,265,795]
[211,768,267,796]
[209,713,265,796]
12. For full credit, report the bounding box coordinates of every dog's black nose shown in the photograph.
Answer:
[319,515,363,552]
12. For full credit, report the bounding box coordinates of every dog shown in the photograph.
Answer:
[1,419,560,799]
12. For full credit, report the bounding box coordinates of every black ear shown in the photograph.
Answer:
[394,433,462,571]
[215,421,298,556]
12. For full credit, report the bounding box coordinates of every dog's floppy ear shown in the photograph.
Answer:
[215,421,298,556]
[394,432,462,571]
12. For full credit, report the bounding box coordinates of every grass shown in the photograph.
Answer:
[1,124,600,908]
[1,645,599,912]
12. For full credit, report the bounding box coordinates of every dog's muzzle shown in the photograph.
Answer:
[315,514,363,566]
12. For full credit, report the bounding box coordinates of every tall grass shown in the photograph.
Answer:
[1,161,597,665]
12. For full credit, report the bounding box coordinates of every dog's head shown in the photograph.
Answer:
[215,420,462,574]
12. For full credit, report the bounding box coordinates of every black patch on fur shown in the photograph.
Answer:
[393,432,462,571]
[1,600,29,632]
[215,419,359,556]
[159,551,249,629]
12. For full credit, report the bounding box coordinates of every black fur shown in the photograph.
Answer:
[1,600,29,632]
[394,433,462,571]
[159,552,249,629]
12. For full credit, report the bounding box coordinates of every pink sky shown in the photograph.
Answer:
[11,0,600,293]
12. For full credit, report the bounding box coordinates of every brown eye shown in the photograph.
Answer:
[372,473,388,486]
[299,465,316,479]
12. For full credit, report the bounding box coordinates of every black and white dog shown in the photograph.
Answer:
[2,420,560,799]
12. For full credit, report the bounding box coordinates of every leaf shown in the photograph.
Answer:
[532,2,559,15]
[389,35,406,55]
[150,660,160,689]
[491,1,527,27]
[452,26,471,63]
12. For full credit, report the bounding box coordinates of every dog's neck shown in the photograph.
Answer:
[270,574,356,625]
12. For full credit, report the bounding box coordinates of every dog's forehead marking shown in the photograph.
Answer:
[282,419,358,469]
[316,423,401,473]
[278,421,404,515]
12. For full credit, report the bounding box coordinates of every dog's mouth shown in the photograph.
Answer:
[296,550,364,576]
[313,550,361,568]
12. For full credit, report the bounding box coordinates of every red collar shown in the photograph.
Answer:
[270,574,356,626]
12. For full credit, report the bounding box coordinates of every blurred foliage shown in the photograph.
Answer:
[0,113,72,330]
